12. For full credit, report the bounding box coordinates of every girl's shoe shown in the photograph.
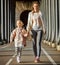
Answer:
[17,56,21,63]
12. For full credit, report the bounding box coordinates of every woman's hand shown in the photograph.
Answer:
[27,31,32,41]
[22,29,28,37]
[43,28,46,34]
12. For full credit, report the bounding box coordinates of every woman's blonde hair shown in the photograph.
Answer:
[32,1,40,13]
[32,1,40,6]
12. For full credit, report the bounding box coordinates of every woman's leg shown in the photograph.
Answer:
[31,30,37,57]
[36,30,43,57]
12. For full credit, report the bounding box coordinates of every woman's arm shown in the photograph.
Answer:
[26,12,32,32]
[39,12,46,34]
[41,17,46,34]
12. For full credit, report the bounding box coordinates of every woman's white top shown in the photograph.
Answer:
[32,12,41,30]
[27,11,44,31]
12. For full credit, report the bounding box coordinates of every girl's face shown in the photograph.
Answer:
[16,21,23,27]
[33,3,39,12]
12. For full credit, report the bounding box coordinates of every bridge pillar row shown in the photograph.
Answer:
[42,0,60,50]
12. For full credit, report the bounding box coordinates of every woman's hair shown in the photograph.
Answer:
[32,1,40,6]
[32,1,40,13]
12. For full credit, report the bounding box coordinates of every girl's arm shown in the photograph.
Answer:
[26,12,32,32]
[10,29,16,43]
[22,29,28,37]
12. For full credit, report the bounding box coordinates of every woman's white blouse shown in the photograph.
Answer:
[27,11,43,31]
[32,12,41,30]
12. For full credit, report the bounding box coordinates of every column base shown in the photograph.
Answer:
[51,43,56,48]
[48,42,51,46]
[57,45,60,51]
[0,41,3,45]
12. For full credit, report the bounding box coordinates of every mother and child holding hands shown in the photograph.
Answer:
[10,1,45,63]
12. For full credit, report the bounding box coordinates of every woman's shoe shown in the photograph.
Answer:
[34,59,38,63]
[34,57,38,63]
[35,56,40,63]
[37,59,40,62]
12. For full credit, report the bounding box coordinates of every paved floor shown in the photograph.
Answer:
[0,40,60,65]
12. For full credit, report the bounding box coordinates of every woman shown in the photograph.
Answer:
[27,1,45,63]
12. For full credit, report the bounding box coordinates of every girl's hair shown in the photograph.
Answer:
[16,20,24,26]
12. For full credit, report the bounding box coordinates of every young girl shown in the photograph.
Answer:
[10,20,28,63]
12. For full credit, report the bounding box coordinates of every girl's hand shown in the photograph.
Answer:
[22,29,28,37]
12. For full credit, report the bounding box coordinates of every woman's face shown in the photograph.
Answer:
[33,3,39,12]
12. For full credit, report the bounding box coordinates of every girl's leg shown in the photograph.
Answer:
[16,47,22,63]
[17,43,23,63]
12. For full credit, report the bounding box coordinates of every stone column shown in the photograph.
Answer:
[10,0,15,32]
[1,0,4,40]
[0,0,1,41]
[48,0,51,41]
[58,0,60,44]
[8,0,15,42]
[43,0,47,40]
[45,0,49,40]
[55,0,58,44]
[7,0,10,42]
[50,0,55,42]
[5,0,7,42]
